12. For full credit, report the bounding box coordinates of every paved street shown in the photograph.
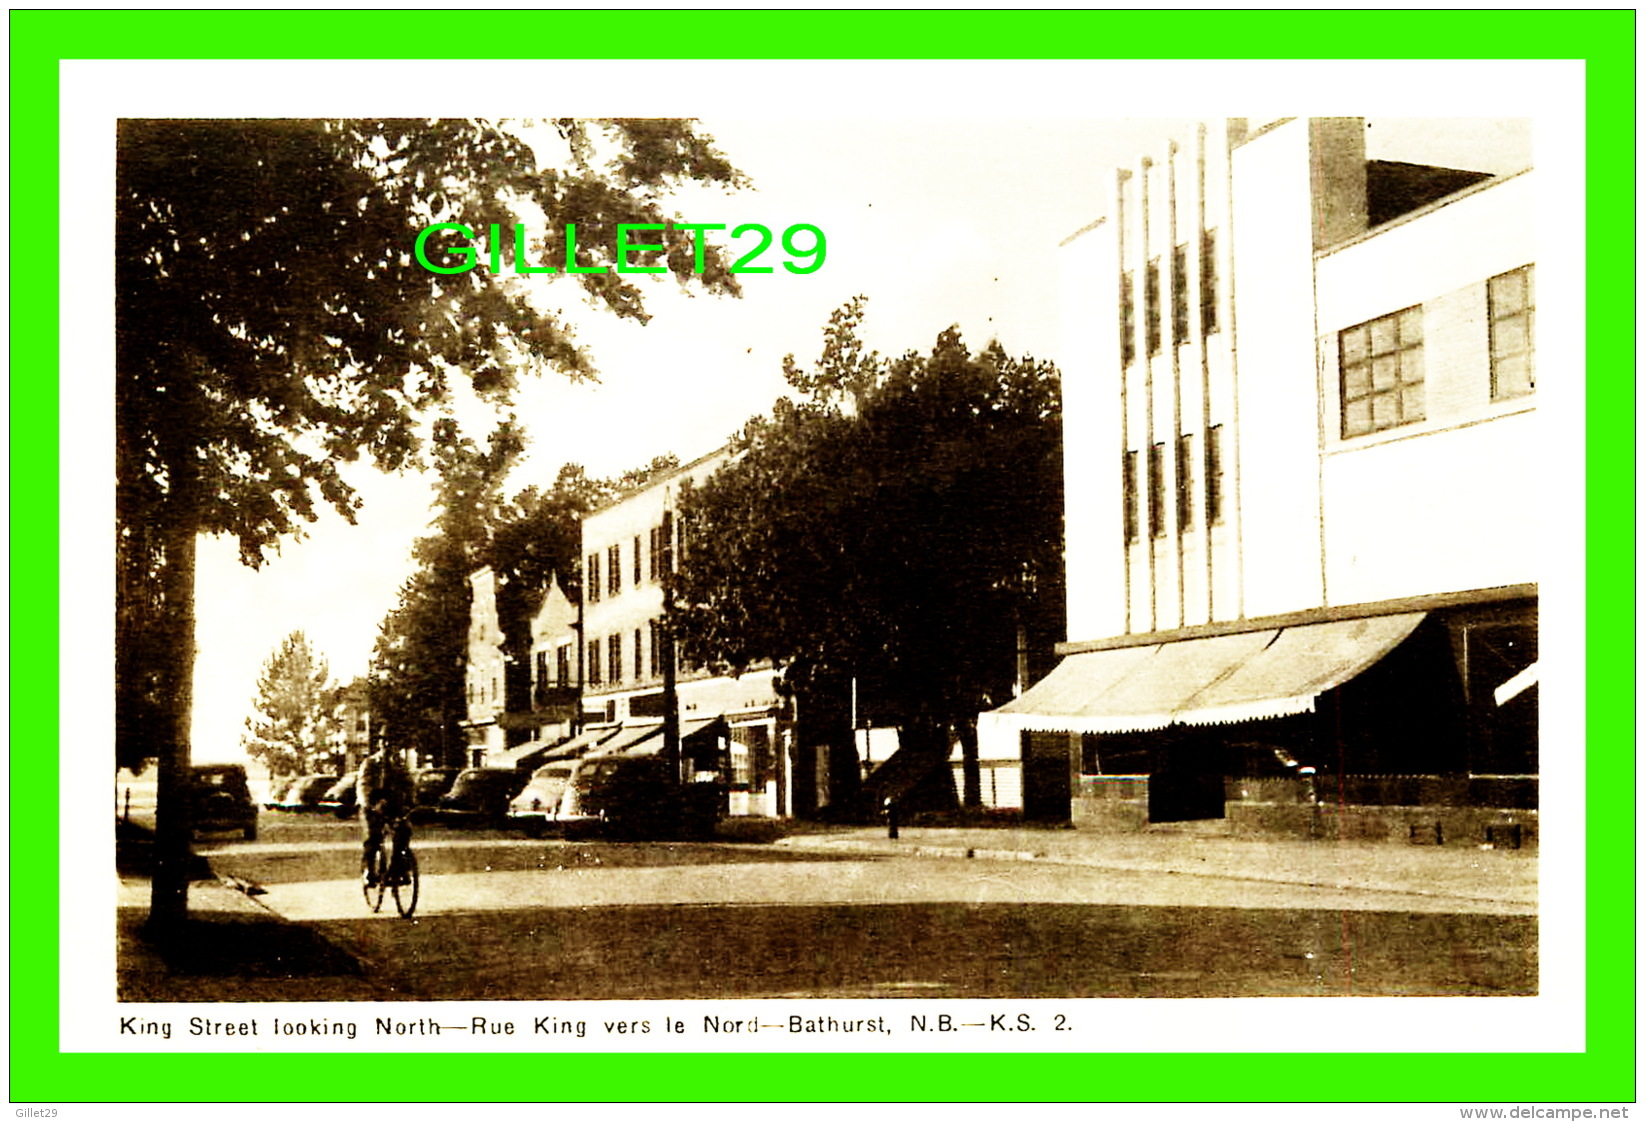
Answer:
[153,814,1540,1001]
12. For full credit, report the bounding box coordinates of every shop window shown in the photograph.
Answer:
[1121,450,1139,544]
[1489,266,1535,400]
[1200,230,1219,335]
[1119,271,1136,366]
[1205,424,1225,525]
[1171,243,1190,343]
[1340,305,1424,438]
[1147,442,1166,538]
[1145,260,1161,355]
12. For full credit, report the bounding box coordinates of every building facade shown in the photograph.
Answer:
[990,118,1538,841]
[460,566,508,765]
[578,448,789,817]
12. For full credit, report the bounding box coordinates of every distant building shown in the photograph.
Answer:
[988,118,1538,842]
[460,565,507,765]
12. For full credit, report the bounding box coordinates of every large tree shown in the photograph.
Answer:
[242,632,339,779]
[672,300,1064,816]
[117,118,744,928]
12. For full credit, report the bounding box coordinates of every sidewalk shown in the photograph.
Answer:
[771,823,1538,910]
[117,874,389,1003]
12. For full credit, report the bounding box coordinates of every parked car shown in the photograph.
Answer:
[277,774,338,813]
[506,762,578,837]
[563,754,723,840]
[263,776,297,811]
[187,764,259,840]
[410,768,461,823]
[437,768,531,827]
[319,772,359,818]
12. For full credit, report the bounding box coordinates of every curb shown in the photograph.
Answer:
[771,835,1536,908]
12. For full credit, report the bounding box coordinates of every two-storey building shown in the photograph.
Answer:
[988,118,1538,843]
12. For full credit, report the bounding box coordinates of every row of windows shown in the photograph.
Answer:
[1121,229,1219,366]
[1121,425,1225,544]
[585,514,675,604]
[1338,266,1534,439]
[584,620,668,687]
[585,516,674,602]
[532,645,575,690]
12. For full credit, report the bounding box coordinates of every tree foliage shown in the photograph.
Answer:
[242,632,339,779]
[117,117,744,770]
[672,299,1064,811]
[116,117,744,924]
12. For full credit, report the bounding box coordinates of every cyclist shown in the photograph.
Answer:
[357,744,414,885]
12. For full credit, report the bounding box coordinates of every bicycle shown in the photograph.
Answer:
[361,814,419,918]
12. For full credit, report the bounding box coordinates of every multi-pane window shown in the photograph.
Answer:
[1205,424,1225,526]
[607,544,622,597]
[1147,442,1166,538]
[633,535,644,584]
[1200,230,1219,335]
[1340,306,1425,438]
[555,644,571,687]
[649,619,664,677]
[587,638,602,685]
[1171,244,1190,343]
[1489,266,1535,400]
[608,632,623,684]
[1145,260,1162,355]
[1120,272,1136,366]
[1121,450,1139,544]
[585,552,600,603]
[1175,434,1195,531]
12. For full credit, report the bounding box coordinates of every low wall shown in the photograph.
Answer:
[1071,773,1539,848]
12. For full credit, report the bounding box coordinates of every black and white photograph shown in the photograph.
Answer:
[78,58,1586,1060]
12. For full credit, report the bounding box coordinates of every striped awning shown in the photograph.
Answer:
[982,612,1425,735]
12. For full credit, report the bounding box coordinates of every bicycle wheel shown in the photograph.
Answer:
[361,846,387,913]
[392,848,419,918]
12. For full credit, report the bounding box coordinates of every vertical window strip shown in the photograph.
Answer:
[1120,271,1136,367]
[1206,424,1225,525]
[633,535,643,584]
[1145,260,1161,355]
[1171,244,1189,343]
[607,543,621,597]
[1200,230,1218,335]
[1176,434,1195,531]
[586,552,600,603]
[1147,442,1166,538]
[1122,450,1139,544]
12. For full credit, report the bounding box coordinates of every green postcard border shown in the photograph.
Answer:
[9,8,1636,1106]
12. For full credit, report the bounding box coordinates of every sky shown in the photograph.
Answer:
[66,59,1543,763]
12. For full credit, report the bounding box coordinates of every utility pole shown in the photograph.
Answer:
[660,509,681,782]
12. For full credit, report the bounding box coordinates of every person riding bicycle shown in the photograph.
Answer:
[357,744,414,885]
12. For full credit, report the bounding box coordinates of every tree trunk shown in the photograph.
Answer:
[958,717,982,808]
[148,486,198,933]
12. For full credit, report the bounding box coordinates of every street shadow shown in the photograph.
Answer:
[308,902,1538,1002]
